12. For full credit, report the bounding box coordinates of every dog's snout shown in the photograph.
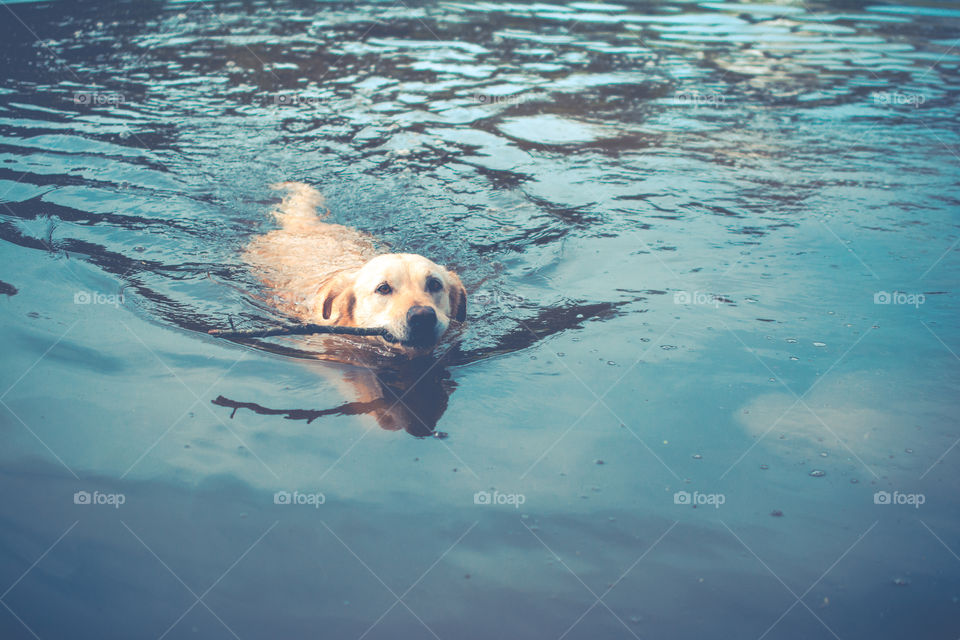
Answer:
[407,305,437,330]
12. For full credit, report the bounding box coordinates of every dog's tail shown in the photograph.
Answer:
[269,182,329,231]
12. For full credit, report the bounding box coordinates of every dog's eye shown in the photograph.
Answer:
[426,277,443,293]
[376,282,392,295]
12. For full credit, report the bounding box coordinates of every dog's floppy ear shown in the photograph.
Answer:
[447,271,467,323]
[316,271,357,324]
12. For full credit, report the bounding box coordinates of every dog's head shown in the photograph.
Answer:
[314,253,466,352]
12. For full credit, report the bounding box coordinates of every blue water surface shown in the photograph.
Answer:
[0,0,958,638]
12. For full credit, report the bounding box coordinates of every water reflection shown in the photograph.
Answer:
[213,348,457,436]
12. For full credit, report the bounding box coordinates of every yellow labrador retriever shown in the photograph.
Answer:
[245,182,466,354]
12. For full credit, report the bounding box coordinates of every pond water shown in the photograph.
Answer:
[1,0,958,638]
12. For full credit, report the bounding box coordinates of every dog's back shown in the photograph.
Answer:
[244,182,378,318]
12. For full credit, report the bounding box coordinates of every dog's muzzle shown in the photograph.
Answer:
[405,305,438,347]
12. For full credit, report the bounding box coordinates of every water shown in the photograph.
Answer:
[1,0,958,637]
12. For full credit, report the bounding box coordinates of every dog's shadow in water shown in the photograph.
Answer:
[212,345,456,438]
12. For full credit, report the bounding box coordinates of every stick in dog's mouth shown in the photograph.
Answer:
[208,322,438,350]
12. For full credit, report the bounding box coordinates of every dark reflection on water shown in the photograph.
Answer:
[214,349,458,436]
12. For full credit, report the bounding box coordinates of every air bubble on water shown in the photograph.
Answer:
[820,452,828,457]
[809,469,826,477]
[692,454,702,459]
[607,361,617,366]
[786,338,798,343]
[789,356,799,361]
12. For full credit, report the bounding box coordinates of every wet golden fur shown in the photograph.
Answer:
[244,182,466,354]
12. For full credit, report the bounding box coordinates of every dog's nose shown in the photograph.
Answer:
[407,306,437,331]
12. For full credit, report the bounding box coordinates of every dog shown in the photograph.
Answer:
[244,182,466,355]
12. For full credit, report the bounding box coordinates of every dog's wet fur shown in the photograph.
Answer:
[245,182,466,355]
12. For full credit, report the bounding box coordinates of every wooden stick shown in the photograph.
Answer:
[208,323,392,340]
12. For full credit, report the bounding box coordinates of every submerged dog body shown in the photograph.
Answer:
[245,183,466,353]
